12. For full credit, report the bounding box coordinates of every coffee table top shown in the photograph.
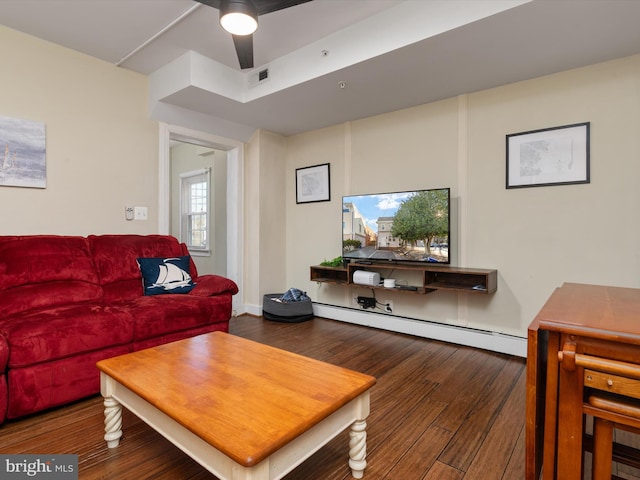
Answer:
[96,332,376,467]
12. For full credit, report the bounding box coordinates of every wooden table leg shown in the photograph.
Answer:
[592,418,614,480]
[526,323,547,480]
[556,337,584,480]
[103,395,123,448]
[348,419,367,479]
[101,373,123,448]
[348,392,370,479]
[542,331,560,480]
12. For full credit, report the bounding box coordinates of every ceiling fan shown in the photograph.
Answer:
[195,0,314,70]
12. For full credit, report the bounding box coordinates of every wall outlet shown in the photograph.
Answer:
[384,300,393,313]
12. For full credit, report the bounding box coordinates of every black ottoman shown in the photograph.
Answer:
[262,293,314,323]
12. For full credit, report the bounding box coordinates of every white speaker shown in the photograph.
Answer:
[353,270,381,286]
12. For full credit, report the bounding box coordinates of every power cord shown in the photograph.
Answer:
[370,289,392,313]
[376,300,393,313]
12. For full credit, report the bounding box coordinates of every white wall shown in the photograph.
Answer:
[0,26,158,235]
[284,54,640,339]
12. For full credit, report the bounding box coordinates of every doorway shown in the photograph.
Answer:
[169,140,226,276]
[158,123,244,313]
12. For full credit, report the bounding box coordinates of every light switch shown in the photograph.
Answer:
[134,206,148,221]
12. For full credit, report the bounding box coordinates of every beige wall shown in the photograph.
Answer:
[0,26,159,235]
[169,142,227,276]
[244,129,287,308]
[285,54,640,338]
[4,24,640,338]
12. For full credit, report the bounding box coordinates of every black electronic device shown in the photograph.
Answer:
[357,296,376,309]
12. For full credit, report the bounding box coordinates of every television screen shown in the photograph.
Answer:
[342,187,450,264]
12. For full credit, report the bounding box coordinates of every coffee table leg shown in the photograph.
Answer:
[103,396,123,448]
[348,419,367,478]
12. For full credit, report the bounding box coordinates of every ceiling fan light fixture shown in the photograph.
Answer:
[220,0,258,36]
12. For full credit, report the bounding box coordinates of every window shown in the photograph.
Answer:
[180,169,210,252]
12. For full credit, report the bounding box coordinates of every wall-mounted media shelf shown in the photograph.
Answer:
[310,263,497,295]
[309,265,349,285]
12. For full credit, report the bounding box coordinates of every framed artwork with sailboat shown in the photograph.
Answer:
[0,115,46,189]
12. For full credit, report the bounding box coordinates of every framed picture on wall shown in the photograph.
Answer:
[506,122,590,189]
[0,115,47,189]
[296,163,331,204]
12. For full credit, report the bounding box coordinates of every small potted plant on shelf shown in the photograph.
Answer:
[319,256,344,268]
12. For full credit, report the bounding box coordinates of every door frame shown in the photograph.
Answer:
[159,123,244,314]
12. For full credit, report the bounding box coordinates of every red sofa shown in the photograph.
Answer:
[0,234,238,423]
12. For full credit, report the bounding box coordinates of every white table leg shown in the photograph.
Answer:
[104,396,123,448]
[348,419,367,479]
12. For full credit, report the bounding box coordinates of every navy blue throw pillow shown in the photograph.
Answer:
[137,256,195,295]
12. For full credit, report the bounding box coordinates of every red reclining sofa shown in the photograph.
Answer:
[0,234,238,423]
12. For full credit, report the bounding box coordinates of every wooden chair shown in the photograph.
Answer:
[575,354,640,480]
[584,392,640,479]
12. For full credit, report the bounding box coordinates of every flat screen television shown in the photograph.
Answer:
[342,187,450,264]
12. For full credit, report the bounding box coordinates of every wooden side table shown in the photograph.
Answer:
[526,283,640,479]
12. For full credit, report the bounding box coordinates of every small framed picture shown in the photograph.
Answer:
[506,122,590,189]
[0,115,47,189]
[296,163,331,204]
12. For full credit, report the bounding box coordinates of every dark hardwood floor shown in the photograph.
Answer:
[0,316,526,479]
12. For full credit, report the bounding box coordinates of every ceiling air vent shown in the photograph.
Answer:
[248,66,270,88]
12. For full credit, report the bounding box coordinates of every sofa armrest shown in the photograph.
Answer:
[189,275,238,297]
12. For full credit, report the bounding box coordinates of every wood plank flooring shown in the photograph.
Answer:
[0,316,526,479]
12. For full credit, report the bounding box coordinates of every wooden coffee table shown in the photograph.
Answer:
[96,332,376,479]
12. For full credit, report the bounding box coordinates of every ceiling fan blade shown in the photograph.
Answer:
[232,34,254,69]
[194,0,313,15]
[255,0,313,16]
[194,0,314,69]
[194,0,221,8]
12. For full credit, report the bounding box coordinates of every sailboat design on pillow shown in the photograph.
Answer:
[153,260,192,290]
[137,256,195,295]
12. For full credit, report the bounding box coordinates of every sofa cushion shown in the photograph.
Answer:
[0,236,99,290]
[125,293,232,341]
[189,274,239,297]
[0,335,8,372]
[89,234,193,301]
[0,281,103,319]
[0,305,134,368]
[133,322,229,352]
[137,256,195,295]
[6,345,130,419]
[0,236,102,318]
[0,375,7,424]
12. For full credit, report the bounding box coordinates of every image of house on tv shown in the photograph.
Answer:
[343,202,376,250]
[376,217,400,249]
[342,189,450,263]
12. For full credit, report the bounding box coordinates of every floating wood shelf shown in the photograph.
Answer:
[310,263,497,295]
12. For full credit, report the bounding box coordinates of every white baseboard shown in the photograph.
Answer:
[240,302,527,358]
[243,303,261,317]
[314,303,527,358]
